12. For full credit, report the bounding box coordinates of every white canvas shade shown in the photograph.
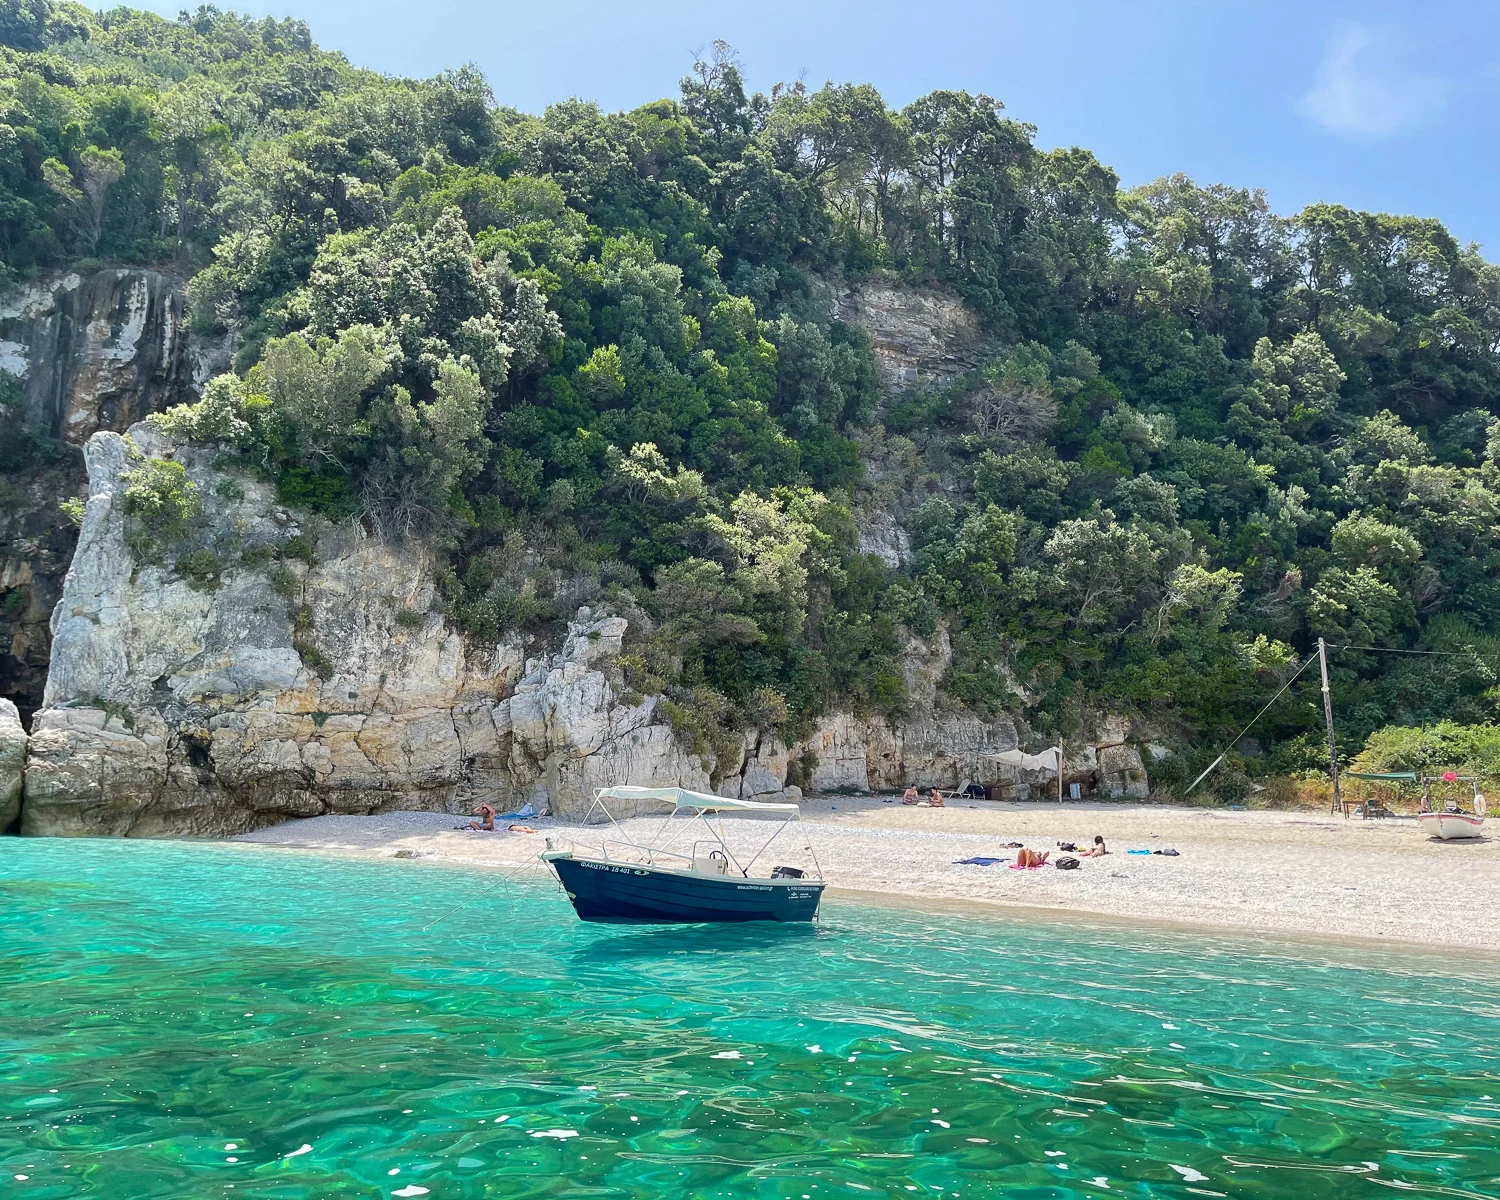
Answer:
[595,785,801,813]
[982,747,1062,772]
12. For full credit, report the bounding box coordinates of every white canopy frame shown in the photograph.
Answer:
[982,746,1065,800]
[574,785,823,880]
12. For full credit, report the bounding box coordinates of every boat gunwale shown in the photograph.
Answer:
[541,848,825,889]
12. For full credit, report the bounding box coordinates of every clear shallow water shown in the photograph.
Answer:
[2,842,1498,1200]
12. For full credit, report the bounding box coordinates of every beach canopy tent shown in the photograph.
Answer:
[595,785,800,813]
[1343,771,1418,783]
[983,748,1062,772]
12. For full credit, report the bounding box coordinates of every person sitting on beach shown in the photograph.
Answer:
[1014,847,1049,868]
[465,803,496,831]
[929,788,945,808]
[902,786,919,805]
[1079,835,1108,857]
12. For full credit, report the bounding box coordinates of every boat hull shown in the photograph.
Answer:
[544,853,825,923]
[1418,812,1485,840]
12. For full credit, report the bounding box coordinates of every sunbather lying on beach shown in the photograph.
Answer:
[463,803,496,831]
[1079,836,1108,857]
[1013,847,1049,868]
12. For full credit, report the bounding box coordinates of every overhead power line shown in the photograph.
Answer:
[1330,643,1500,661]
[1184,651,1321,795]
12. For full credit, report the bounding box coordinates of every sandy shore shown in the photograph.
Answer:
[235,794,1500,952]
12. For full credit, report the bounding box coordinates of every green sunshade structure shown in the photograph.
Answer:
[1343,771,1418,783]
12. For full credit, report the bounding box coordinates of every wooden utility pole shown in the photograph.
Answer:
[1318,637,1342,815]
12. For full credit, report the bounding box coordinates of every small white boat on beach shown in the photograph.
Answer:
[1417,809,1485,840]
[1417,774,1486,841]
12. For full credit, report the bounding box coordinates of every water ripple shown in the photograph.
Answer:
[2,839,1498,1198]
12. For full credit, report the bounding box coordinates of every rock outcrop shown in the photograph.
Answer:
[1,269,226,726]
[0,269,219,444]
[838,279,984,387]
[793,626,1039,795]
[21,424,797,835]
[0,697,23,831]
[0,457,80,729]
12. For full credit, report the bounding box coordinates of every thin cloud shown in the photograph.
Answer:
[1298,24,1446,139]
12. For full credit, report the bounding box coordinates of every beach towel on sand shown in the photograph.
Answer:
[953,856,1007,866]
[1008,861,1046,870]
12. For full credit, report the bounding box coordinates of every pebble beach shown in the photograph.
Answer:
[235,795,1500,953]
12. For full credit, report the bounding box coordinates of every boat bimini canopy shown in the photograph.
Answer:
[571,784,819,880]
[594,785,800,813]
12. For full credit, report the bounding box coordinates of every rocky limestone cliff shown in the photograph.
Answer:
[22,425,796,836]
[0,269,224,726]
[0,459,79,729]
[838,279,984,387]
[13,273,1152,836]
[0,697,23,831]
[0,269,221,443]
[20,421,1141,837]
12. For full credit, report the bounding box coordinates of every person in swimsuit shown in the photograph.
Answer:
[902,786,919,805]
[929,788,945,808]
[1079,835,1108,857]
[1014,847,1049,868]
[465,803,496,831]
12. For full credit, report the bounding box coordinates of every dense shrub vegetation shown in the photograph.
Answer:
[5,5,1500,776]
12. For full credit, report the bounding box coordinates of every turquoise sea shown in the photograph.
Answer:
[1,840,1498,1199]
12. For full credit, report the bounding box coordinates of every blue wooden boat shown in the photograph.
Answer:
[541,786,825,923]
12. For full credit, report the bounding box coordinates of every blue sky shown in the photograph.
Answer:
[140,0,1500,255]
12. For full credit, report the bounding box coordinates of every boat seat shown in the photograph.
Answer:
[693,856,730,875]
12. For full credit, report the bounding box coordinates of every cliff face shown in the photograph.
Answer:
[0,269,212,443]
[0,698,23,831]
[22,425,793,835]
[0,459,78,729]
[14,278,1149,836]
[21,423,1144,836]
[838,279,983,388]
[0,269,222,727]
